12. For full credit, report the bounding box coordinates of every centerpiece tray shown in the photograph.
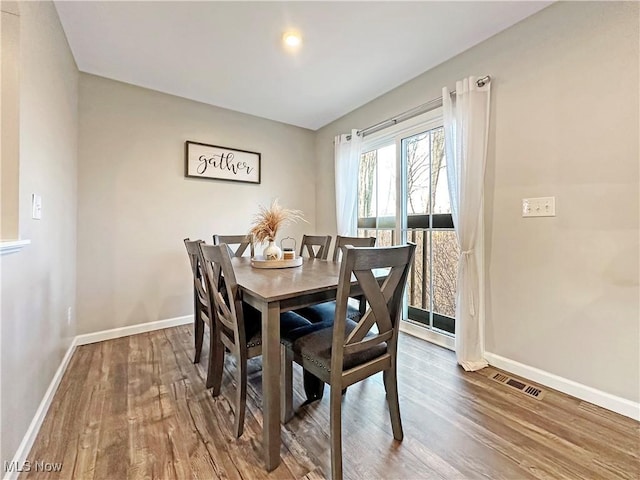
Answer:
[251,255,303,269]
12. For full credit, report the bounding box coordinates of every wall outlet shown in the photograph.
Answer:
[522,197,556,217]
[67,307,72,326]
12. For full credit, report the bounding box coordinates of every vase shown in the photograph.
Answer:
[263,239,282,260]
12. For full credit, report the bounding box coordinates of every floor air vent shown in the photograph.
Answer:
[490,371,545,400]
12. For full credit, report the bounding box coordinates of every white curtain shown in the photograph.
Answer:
[334,129,362,236]
[443,77,491,371]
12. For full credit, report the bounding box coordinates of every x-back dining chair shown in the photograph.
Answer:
[332,235,377,315]
[213,234,255,258]
[295,236,376,399]
[281,243,416,480]
[198,243,312,438]
[296,235,376,326]
[183,238,218,389]
[299,234,332,260]
[332,235,377,261]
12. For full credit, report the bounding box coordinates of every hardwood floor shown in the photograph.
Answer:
[24,326,639,479]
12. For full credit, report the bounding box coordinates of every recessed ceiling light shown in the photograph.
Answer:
[282,31,302,48]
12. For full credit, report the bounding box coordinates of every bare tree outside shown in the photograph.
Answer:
[405,133,430,215]
[431,231,459,318]
[358,150,376,219]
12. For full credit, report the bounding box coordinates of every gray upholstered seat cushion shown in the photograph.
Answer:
[290,318,387,373]
[222,303,311,348]
[280,320,333,347]
[296,301,362,324]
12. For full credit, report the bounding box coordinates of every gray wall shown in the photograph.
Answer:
[76,74,317,334]
[315,1,639,402]
[0,0,78,464]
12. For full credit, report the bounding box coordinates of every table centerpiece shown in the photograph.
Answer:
[249,199,305,260]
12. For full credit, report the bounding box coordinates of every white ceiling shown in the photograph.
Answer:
[55,1,551,130]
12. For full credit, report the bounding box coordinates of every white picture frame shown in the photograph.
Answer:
[185,140,261,184]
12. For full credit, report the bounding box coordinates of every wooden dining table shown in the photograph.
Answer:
[231,256,344,471]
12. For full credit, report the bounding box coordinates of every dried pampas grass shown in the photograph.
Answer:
[249,199,306,243]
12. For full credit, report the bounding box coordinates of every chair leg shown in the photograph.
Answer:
[329,384,343,480]
[208,323,224,395]
[281,346,294,423]
[233,348,248,438]
[193,302,204,364]
[303,370,325,401]
[383,366,404,441]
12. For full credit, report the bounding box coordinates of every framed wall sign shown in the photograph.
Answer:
[185,141,261,184]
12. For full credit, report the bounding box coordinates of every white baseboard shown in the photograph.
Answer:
[4,337,77,480]
[75,315,192,345]
[485,352,640,421]
[3,315,194,479]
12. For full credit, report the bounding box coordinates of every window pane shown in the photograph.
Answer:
[358,144,395,243]
[376,145,396,217]
[358,229,376,241]
[407,229,430,313]
[431,127,451,214]
[358,150,377,219]
[404,132,431,215]
[431,231,459,319]
[377,229,394,247]
[358,228,392,247]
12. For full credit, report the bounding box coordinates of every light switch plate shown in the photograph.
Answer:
[31,194,42,219]
[522,196,555,217]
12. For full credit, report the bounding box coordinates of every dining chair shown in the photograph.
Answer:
[198,243,312,438]
[281,243,416,480]
[332,235,377,261]
[333,235,377,316]
[299,234,332,260]
[213,234,255,258]
[294,236,376,399]
[183,238,218,389]
[296,235,377,326]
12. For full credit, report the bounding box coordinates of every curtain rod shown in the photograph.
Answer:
[347,75,490,140]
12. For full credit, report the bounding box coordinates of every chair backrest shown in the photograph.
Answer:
[332,235,376,261]
[332,243,416,378]
[299,234,332,260]
[213,234,255,258]
[198,243,247,350]
[184,238,208,309]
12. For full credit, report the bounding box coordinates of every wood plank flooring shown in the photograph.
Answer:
[23,326,639,479]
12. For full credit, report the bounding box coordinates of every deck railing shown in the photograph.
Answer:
[358,220,458,335]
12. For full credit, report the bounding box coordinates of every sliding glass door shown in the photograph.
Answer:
[356,113,458,339]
